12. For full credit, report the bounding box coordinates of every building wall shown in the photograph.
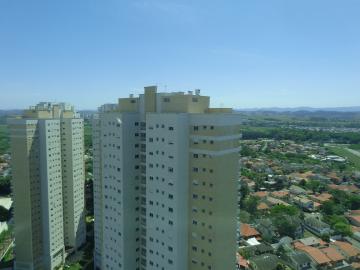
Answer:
[146,113,190,270]
[38,120,65,269]
[94,88,240,270]
[9,103,85,270]
[188,115,240,270]
[61,118,86,249]
[9,119,42,270]
[98,112,141,270]
[93,117,103,270]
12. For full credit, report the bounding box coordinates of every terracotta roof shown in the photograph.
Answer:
[328,184,359,192]
[315,193,332,202]
[348,215,360,224]
[352,226,360,233]
[254,191,268,198]
[237,254,249,268]
[313,202,321,208]
[351,210,360,215]
[321,247,344,262]
[333,241,360,257]
[293,241,305,249]
[257,202,269,211]
[352,262,360,269]
[296,246,331,265]
[241,223,260,238]
[271,190,289,198]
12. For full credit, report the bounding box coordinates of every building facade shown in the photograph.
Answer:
[93,86,241,270]
[8,102,86,270]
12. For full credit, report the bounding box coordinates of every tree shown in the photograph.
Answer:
[334,222,352,237]
[239,211,251,223]
[349,195,360,210]
[270,205,299,217]
[240,182,250,199]
[276,263,287,270]
[321,234,330,242]
[0,175,11,195]
[0,205,10,222]
[239,249,251,260]
[273,215,301,238]
[243,196,260,216]
[321,201,344,216]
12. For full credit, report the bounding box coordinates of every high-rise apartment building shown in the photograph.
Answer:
[93,86,241,270]
[8,102,86,270]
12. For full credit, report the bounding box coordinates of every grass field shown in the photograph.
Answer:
[328,145,360,170]
[350,144,360,150]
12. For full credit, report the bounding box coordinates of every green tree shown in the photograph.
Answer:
[333,222,352,236]
[321,201,344,216]
[270,205,299,217]
[0,175,11,195]
[276,263,287,270]
[243,196,260,215]
[273,215,301,238]
[239,211,251,223]
[0,205,10,222]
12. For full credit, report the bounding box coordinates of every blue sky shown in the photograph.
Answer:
[0,0,359,109]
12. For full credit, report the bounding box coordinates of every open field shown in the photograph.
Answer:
[327,145,360,170]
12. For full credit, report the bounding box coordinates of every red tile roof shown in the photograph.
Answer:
[271,190,289,198]
[241,223,260,238]
[332,241,360,257]
[254,191,268,198]
[257,202,269,211]
[237,254,249,268]
[321,247,344,262]
[296,246,331,265]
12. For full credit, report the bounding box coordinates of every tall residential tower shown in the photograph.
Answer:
[93,86,241,270]
[8,102,86,270]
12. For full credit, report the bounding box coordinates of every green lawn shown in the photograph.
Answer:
[350,144,360,150]
[328,146,360,170]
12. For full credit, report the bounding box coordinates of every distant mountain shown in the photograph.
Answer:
[237,106,360,113]
[0,109,22,116]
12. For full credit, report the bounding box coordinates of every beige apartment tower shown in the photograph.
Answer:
[93,86,241,270]
[8,103,86,270]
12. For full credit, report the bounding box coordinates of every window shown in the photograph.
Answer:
[192,97,198,102]
[193,126,199,131]
[163,97,170,102]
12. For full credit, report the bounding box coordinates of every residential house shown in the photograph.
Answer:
[237,253,249,270]
[256,219,277,242]
[283,251,313,270]
[304,216,331,236]
[293,196,314,211]
[241,223,261,241]
[331,241,360,263]
[239,244,274,258]
[295,246,331,269]
[290,185,307,195]
[248,254,284,270]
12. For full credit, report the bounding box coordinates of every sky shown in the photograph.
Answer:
[0,0,360,110]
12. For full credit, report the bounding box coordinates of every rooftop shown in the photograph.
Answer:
[241,223,261,238]
[296,246,331,265]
